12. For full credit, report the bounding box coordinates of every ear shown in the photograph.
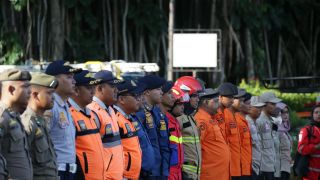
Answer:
[74,87,80,96]
[32,91,39,101]
[8,85,15,95]
[96,84,103,93]
[118,96,126,105]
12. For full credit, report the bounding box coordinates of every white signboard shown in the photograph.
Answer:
[173,33,217,68]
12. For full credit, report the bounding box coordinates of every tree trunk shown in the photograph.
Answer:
[106,0,113,59]
[102,0,108,57]
[245,27,254,80]
[264,29,273,81]
[276,35,283,78]
[113,0,118,58]
[122,0,129,60]
[210,0,216,28]
[26,0,33,59]
[167,0,174,80]
[50,0,64,60]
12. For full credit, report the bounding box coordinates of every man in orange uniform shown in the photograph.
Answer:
[194,88,230,180]
[217,82,238,141]
[230,89,252,179]
[88,70,124,180]
[114,80,143,180]
[68,70,108,179]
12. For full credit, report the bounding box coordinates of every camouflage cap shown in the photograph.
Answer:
[0,69,31,81]
[30,72,59,89]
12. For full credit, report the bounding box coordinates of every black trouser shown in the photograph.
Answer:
[58,171,75,180]
[275,171,290,180]
[232,176,253,180]
[258,171,274,180]
[251,171,259,180]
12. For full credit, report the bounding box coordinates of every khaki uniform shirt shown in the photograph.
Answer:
[21,107,58,179]
[0,102,33,180]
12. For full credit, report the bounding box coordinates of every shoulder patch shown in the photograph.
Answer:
[199,122,207,131]
[160,120,166,131]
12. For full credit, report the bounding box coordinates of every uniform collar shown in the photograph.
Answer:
[143,103,153,111]
[0,101,20,117]
[68,98,91,116]
[93,96,108,110]
[113,105,131,119]
[54,93,68,108]
[196,108,212,120]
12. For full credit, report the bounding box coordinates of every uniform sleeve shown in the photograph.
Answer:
[196,120,208,141]
[159,115,171,177]
[298,127,318,155]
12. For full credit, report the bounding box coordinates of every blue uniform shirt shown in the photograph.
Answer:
[153,106,170,177]
[131,113,155,173]
[48,93,76,165]
[136,104,170,177]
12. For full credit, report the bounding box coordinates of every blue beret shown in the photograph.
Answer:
[45,60,82,76]
[138,75,166,90]
[218,82,238,96]
[94,70,123,85]
[162,81,174,94]
[74,70,102,86]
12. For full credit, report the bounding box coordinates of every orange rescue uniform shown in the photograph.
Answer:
[114,107,142,179]
[224,108,241,177]
[194,108,230,180]
[88,98,124,180]
[69,104,107,179]
[235,112,252,176]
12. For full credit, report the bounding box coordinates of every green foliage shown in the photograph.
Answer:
[239,80,319,112]
[0,32,24,65]
[10,0,28,11]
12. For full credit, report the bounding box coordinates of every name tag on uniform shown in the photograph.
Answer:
[77,120,87,131]
[125,123,132,133]
[132,121,140,131]
[229,122,237,129]
[160,120,166,131]
[105,124,113,135]
[146,114,154,128]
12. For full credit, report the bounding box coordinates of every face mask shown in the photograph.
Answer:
[271,116,282,125]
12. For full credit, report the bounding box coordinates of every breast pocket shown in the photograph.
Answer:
[261,132,273,149]
[9,126,25,153]
[35,134,51,163]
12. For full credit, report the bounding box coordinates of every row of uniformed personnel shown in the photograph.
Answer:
[0,60,201,180]
[0,60,291,180]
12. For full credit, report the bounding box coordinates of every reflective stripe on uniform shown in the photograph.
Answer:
[103,141,122,148]
[182,136,200,143]
[310,154,320,158]
[182,164,200,174]
[309,167,320,172]
[169,135,183,144]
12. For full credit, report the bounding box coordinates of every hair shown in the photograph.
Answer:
[311,104,320,120]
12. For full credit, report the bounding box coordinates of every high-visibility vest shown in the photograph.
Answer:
[176,114,201,180]
[69,105,107,180]
[115,110,142,179]
[88,101,124,180]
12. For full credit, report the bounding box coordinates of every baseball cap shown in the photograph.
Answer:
[250,96,266,107]
[260,92,282,103]
[94,70,123,85]
[45,60,82,76]
[74,70,102,86]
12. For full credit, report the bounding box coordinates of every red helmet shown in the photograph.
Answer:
[174,76,203,95]
[171,85,190,103]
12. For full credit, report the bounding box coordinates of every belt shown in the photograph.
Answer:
[58,163,77,173]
